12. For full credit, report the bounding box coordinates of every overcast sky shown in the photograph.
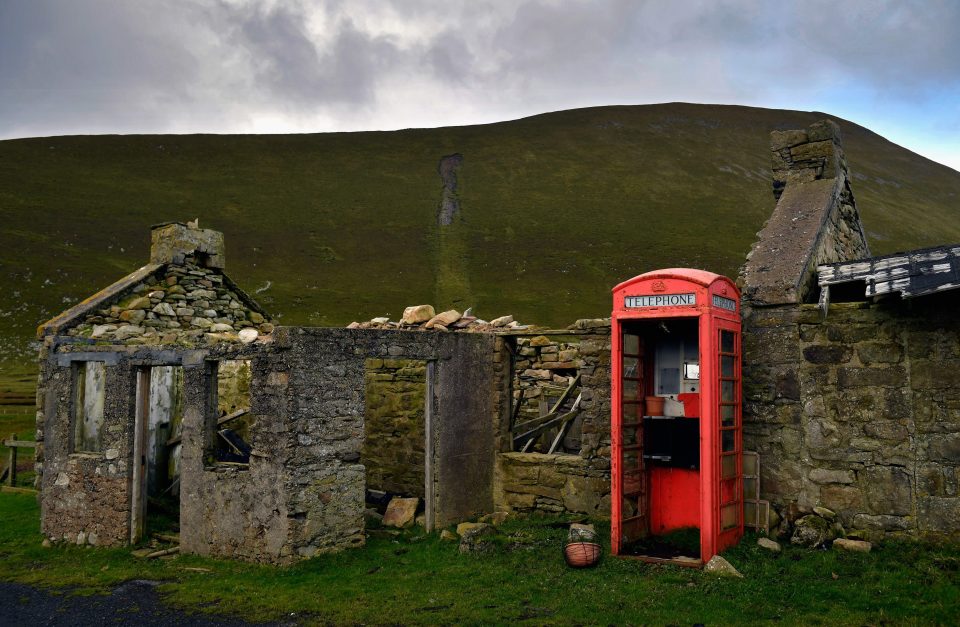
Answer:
[1,0,958,170]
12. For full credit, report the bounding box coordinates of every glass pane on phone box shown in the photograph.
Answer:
[624,334,640,354]
[744,502,757,525]
[744,477,758,499]
[721,404,735,425]
[721,330,735,354]
[722,429,735,452]
[622,382,639,401]
[743,453,757,476]
[721,454,736,478]
[721,380,734,402]
[721,504,738,530]
[623,402,643,420]
[623,356,639,377]
[721,355,735,378]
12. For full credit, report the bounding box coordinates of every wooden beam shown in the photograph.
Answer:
[547,393,582,454]
[511,374,581,435]
[5,434,16,487]
[513,405,581,449]
[166,408,250,446]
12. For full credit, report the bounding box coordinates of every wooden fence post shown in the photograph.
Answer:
[6,433,16,487]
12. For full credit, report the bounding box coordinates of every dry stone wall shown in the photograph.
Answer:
[63,259,272,345]
[743,297,960,540]
[495,322,613,518]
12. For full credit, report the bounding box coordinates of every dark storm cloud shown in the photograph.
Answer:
[0,0,957,141]
[209,1,403,109]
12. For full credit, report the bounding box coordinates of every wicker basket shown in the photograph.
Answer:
[564,541,602,568]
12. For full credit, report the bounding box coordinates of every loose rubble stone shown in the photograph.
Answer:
[757,537,781,553]
[833,538,871,552]
[425,309,462,329]
[490,315,514,327]
[457,522,495,554]
[382,497,418,528]
[791,514,838,547]
[440,529,458,542]
[479,511,509,526]
[401,305,435,324]
[704,555,744,578]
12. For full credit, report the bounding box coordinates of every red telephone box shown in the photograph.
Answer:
[610,268,743,566]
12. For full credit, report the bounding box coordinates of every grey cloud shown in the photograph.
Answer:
[212,2,401,110]
[426,31,475,85]
[0,0,957,140]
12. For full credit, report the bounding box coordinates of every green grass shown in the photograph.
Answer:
[1,491,957,625]
[0,410,35,489]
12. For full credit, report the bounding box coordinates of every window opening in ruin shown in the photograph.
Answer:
[132,365,185,542]
[821,279,868,304]
[362,358,429,523]
[511,336,583,454]
[619,318,702,562]
[213,359,253,465]
[72,361,106,453]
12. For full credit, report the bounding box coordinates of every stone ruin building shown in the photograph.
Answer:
[34,120,960,563]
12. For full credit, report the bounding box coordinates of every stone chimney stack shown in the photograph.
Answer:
[150,221,225,269]
[770,119,846,201]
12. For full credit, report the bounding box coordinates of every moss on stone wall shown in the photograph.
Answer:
[362,358,427,497]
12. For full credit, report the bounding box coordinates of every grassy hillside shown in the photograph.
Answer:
[2,103,959,393]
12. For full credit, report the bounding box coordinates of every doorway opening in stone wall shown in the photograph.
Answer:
[131,366,185,544]
[361,358,433,529]
[618,318,703,564]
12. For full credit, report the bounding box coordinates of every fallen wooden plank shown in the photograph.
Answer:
[513,406,581,449]
[144,546,180,559]
[547,393,583,454]
[511,374,581,435]
[509,387,525,433]
[166,408,250,446]
[3,440,37,448]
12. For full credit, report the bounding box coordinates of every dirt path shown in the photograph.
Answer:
[0,579,285,626]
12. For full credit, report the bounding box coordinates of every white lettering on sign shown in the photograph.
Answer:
[625,293,696,308]
[712,294,737,311]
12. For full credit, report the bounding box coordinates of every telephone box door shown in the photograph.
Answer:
[714,319,743,554]
[613,325,649,549]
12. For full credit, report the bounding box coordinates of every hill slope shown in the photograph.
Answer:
[2,103,959,392]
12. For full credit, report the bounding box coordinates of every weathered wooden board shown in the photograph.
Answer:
[818,244,960,299]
